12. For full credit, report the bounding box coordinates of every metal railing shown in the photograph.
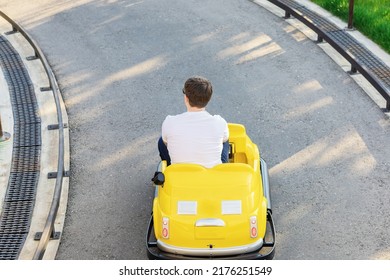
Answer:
[0,10,66,259]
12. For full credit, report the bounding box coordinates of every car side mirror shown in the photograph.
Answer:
[152,172,165,186]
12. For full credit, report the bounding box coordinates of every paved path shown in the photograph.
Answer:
[0,0,389,259]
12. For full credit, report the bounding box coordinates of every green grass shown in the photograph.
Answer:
[310,0,390,53]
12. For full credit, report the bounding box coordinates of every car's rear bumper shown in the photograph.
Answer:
[156,238,264,258]
[146,210,275,260]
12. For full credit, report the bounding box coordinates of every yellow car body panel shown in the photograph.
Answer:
[151,124,270,255]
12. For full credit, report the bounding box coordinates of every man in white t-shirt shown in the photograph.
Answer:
[158,76,229,168]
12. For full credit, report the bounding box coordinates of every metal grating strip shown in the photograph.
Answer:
[268,0,341,32]
[12,102,40,124]
[326,30,390,89]
[13,122,41,147]
[275,0,302,9]
[0,201,34,233]
[11,146,41,172]
[9,85,37,105]
[298,7,340,32]
[0,35,41,259]
[0,39,18,56]
[0,58,32,85]
[0,234,26,260]
[1,58,31,74]
[5,172,39,202]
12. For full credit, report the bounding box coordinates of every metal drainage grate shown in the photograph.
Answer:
[5,172,39,202]
[273,0,303,9]
[0,36,18,55]
[0,35,41,259]
[13,122,41,147]
[0,234,27,260]
[8,85,36,105]
[269,0,341,33]
[298,7,340,33]
[326,30,390,89]
[0,201,34,233]
[12,103,40,124]
[11,146,40,172]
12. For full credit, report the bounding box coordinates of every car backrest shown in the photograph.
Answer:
[228,123,259,168]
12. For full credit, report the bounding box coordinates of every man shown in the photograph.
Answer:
[158,76,229,168]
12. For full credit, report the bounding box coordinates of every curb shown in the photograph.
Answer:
[0,17,70,260]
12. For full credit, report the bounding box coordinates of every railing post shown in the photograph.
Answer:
[348,0,355,29]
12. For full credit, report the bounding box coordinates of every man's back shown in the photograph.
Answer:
[162,111,228,168]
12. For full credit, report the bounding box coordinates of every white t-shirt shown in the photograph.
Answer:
[162,111,229,168]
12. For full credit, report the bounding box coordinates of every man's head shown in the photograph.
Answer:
[183,76,213,108]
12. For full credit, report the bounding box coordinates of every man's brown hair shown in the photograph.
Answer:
[183,76,213,108]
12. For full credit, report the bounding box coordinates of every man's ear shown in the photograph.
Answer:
[184,94,189,105]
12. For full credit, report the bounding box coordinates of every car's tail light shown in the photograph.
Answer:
[250,216,258,238]
[162,217,169,239]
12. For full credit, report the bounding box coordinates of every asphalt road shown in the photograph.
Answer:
[1,0,389,259]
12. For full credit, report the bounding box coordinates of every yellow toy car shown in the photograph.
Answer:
[146,123,275,259]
